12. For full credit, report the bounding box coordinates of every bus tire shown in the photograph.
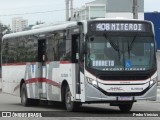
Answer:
[118,103,133,112]
[21,83,30,106]
[65,85,80,112]
[30,99,40,106]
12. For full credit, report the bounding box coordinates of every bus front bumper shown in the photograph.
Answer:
[84,82,157,102]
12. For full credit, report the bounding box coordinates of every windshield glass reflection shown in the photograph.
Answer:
[86,36,155,71]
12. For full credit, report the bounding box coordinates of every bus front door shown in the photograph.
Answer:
[38,39,47,99]
[72,34,81,98]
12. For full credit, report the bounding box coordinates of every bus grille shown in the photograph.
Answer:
[98,75,149,81]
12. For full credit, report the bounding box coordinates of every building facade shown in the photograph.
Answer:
[106,0,144,19]
[74,0,106,20]
[12,17,28,32]
[74,0,144,20]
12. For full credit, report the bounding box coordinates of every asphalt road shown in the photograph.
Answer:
[0,90,160,119]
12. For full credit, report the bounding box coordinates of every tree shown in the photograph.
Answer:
[0,22,11,71]
[0,23,11,35]
[35,21,44,25]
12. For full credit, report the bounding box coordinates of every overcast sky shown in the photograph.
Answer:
[0,0,159,25]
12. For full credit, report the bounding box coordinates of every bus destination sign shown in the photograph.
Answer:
[92,23,146,32]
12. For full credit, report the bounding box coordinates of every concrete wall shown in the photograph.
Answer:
[90,6,106,19]
[105,0,144,19]
[106,0,144,12]
[74,0,144,20]
[106,12,144,19]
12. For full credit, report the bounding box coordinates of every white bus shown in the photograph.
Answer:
[1,18,157,112]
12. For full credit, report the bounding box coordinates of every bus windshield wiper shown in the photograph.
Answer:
[127,34,137,58]
[129,34,137,51]
[104,33,119,51]
[104,33,120,60]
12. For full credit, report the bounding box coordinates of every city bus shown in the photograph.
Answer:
[1,18,157,112]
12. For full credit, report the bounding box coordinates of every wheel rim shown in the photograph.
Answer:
[66,91,71,105]
[65,87,73,111]
[21,89,26,105]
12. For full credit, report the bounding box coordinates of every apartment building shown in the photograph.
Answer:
[12,17,28,32]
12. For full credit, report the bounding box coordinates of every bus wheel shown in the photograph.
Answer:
[30,99,40,106]
[21,83,30,106]
[118,103,133,112]
[65,86,80,112]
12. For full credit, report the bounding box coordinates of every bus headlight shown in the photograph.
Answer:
[150,77,157,87]
[86,77,98,87]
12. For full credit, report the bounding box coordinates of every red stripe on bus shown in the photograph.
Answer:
[25,78,60,88]
[2,62,36,66]
[2,61,71,66]
[2,63,26,66]
[45,61,51,64]
[60,61,71,64]
[13,78,60,92]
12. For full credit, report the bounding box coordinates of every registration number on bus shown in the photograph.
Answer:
[118,96,133,101]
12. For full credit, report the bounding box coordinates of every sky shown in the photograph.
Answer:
[0,0,160,26]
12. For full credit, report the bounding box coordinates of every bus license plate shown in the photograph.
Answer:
[118,96,133,101]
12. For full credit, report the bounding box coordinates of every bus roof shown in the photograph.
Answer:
[2,21,78,40]
[3,18,152,40]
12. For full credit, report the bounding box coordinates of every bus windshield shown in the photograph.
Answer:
[86,35,156,71]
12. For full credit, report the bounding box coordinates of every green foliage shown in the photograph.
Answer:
[0,22,11,67]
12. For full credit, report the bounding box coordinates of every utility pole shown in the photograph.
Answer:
[65,0,69,21]
[70,0,74,20]
[133,0,138,19]
[65,0,74,21]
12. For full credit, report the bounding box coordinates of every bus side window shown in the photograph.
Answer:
[38,39,46,62]
[46,34,57,61]
[2,39,9,64]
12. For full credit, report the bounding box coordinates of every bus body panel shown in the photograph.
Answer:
[2,62,78,102]
[2,64,26,96]
[1,19,157,110]
[84,70,157,102]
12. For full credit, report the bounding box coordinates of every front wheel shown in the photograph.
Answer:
[118,103,133,112]
[65,86,81,111]
[21,83,31,106]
